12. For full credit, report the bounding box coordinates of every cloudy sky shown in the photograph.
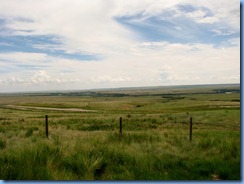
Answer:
[0,0,240,92]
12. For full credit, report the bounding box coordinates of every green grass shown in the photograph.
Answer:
[0,139,6,149]
[0,130,239,180]
[0,84,240,180]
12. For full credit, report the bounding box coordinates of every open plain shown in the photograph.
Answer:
[0,84,240,180]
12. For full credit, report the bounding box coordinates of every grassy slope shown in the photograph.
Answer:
[0,84,240,180]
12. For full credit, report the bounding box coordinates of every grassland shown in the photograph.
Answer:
[0,84,240,180]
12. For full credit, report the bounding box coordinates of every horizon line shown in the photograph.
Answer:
[0,83,240,95]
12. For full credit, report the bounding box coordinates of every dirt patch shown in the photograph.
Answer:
[3,105,97,112]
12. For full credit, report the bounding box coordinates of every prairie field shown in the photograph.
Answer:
[0,84,240,180]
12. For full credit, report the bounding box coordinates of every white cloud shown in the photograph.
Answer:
[92,75,131,83]
[197,16,219,24]
[0,0,240,92]
[211,28,235,36]
[187,10,207,19]
[30,70,51,84]
[0,52,48,63]
[0,40,240,92]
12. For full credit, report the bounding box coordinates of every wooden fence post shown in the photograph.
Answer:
[189,117,192,141]
[119,117,122,137]
[45,115,49,138]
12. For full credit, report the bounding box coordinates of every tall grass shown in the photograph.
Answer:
[0,129,239,180]
[0,143,60,179]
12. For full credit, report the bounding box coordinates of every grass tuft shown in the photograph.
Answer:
[0,139,6,149]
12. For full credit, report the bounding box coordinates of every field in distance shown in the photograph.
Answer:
[0,84,240,180]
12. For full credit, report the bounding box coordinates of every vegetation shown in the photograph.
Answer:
[0,84,240,180]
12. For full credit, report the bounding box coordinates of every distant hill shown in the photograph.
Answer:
[0,83,240,97]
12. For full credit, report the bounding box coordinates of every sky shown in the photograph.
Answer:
[0,0,240,92]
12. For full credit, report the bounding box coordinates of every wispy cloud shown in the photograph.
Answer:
[115,2,239,45]
[211,28,236,36]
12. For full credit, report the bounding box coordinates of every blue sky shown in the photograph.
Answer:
[0,0,240,92]
[0,33,100,60]
[116,4,239,45]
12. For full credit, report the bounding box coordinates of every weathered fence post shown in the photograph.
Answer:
[45,115,49,138]
[119,117,122,137]
[189,117,192,141]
